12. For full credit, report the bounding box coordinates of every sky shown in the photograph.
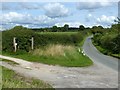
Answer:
[0,1,119,30]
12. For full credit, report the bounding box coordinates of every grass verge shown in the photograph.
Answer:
[2,44,93,67]
[1,66,53,88]
[92,40,120,59]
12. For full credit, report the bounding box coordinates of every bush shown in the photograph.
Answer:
[93,24,120,55]
[93,33,102,45]
[112,34,120,53]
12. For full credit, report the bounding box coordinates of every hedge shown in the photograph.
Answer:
[2,26,84,52]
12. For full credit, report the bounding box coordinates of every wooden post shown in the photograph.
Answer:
[13,37,17,52]
[31,37,34,50]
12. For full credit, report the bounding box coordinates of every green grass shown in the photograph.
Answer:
[36,32,78,35]
[111,54,120,59]
[1,66,53,88]
[2,45,93,67]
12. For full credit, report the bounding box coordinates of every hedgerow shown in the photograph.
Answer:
[2,26,84,52]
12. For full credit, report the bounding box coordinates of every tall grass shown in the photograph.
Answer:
[31,44,74,57]
[14,44,93,67]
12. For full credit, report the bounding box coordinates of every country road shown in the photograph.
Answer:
[0,36,118,88]
[83,36,118,71]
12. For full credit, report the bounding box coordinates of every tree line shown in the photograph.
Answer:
[31,24,91,32]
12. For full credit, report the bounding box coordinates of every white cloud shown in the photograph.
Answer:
[96,15,116,25]
[85,14,116,27]
[1,12,59,29]
[85,13,94,22]
[88,14,92,17]
[35,15,56,24]
[77,1,111,10]
[43,3,69,18]
[1,12,31,24]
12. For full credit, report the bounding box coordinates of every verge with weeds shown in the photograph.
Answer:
[3,44,93,67]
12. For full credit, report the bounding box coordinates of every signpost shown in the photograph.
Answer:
[13,37,17,52]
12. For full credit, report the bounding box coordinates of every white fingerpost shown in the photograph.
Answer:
[13,37,17,52]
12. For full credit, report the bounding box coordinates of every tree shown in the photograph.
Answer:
[52,26,58,32]
[114,17,120,23]
[98,26,103,29]
[79,25,85,31]
[114,17,120,34]
[92,26,98,29]
[63,24,69,32]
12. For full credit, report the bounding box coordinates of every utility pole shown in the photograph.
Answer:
[13,37,17,52]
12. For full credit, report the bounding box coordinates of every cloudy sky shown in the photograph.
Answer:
[0,1,118,30]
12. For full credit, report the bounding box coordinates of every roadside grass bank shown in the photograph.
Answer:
[1,66,54,88]
[2,44,93,67]
[92,40,120,59]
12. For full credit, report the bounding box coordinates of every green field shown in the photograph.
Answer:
[36,32,78,35]
[1,66,53,88]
